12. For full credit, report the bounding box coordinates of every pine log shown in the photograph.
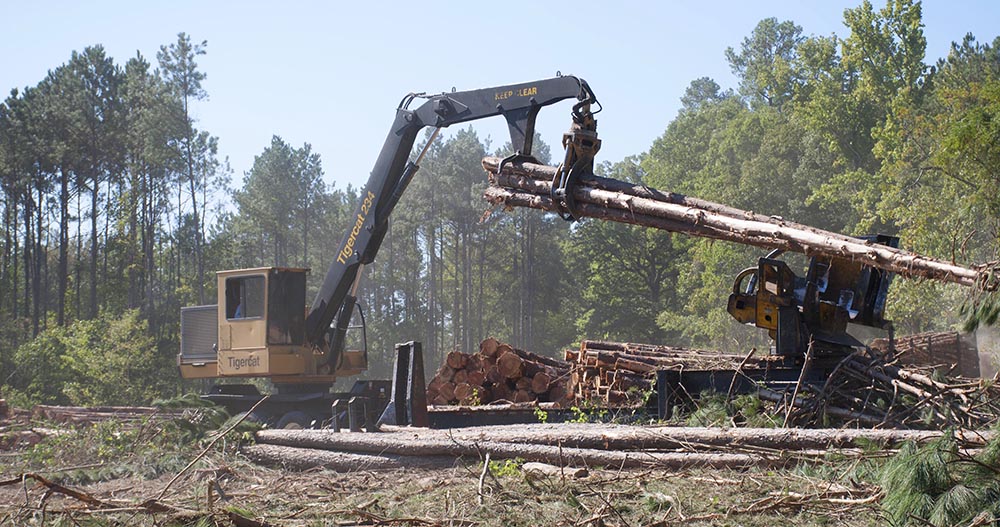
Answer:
[485,365,503,385]
[467,370,487,387]
[453,369,469,385]
[434,365,455,383]
[480,337,501,358]
[401,423,996,451]
[492,382,512,401]
[465,355,484,372]
[513,390,534,403]
[438,383,456,402]
[497,351,525,379]
[454,383,474,402]
[244,444,458,471]
[614,358,656,374]
[483,158,985,288]
[548,383,569,405]
[531,372,552,394]
[508,347,571,371]
[256,429,777,470]
[446,351,469,370]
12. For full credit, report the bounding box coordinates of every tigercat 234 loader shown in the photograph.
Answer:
[178,75,601,427]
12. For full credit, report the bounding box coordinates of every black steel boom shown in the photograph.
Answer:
[305,76,597,364]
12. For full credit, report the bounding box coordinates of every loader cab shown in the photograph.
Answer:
[216,267,310,377]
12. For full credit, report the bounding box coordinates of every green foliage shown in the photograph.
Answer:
[488,457,524,478]
[879,432,1000,526]
[533,405,549,424]
[683,393,778,428]
[14,417,199,485]
[567,402,609,424]
[9,310,176,406]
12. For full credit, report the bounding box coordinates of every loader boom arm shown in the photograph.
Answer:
[305,76,597,358]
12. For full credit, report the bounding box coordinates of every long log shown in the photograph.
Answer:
[255,429,778,470]
[244,444,458,471]
[483,158,985,288]
[382,423,997,451]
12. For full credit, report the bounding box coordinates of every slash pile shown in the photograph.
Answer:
[789,347,1000,429]
[869,331,980,377]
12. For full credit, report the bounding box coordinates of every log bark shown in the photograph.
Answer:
[446,351,468,370]
[531,372,552,394]
[480,337,500,358]
[255,429,778,470]
[244,444,458,471]
[483,158,985,288]
[497,351,525,379]
[385,423,998,451]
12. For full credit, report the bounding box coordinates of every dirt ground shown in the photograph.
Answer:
[0,406,888,526]
[1,449,882,526]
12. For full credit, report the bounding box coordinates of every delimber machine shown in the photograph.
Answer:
[178,75,600,428]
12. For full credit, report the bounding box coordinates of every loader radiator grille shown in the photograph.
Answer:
[180,305,218,363]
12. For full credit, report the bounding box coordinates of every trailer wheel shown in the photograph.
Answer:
[276,411,313,429]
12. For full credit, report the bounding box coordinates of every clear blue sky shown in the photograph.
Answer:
[3,1,998,193]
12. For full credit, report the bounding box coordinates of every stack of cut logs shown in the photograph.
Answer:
[568,340,761,407]
[870,331,980,378]
[426,338,572,406]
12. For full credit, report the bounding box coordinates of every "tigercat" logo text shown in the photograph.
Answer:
[228,356,261,371]
[337,191,376,264]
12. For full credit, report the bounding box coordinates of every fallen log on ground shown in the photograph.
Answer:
[244,444,459,471]
[376,423,997,451]
[482,157,990,289]
[255,429,781,470]
[254,423,998,472]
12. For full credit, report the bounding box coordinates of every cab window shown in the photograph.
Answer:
[225,275,265,320]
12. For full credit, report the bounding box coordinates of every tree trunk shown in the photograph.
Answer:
[256,429,777,470]
[57,168,68,326]
[482,158,985,288]
[89,174,99,319]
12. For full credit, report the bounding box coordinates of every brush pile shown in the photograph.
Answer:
[869,331,980,377]
[779,347,1000,429]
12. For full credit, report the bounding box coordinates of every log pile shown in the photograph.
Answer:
[870,331,980,378]
[482,157,992,289]
[426,338,573,406]
[569,340,761,407]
